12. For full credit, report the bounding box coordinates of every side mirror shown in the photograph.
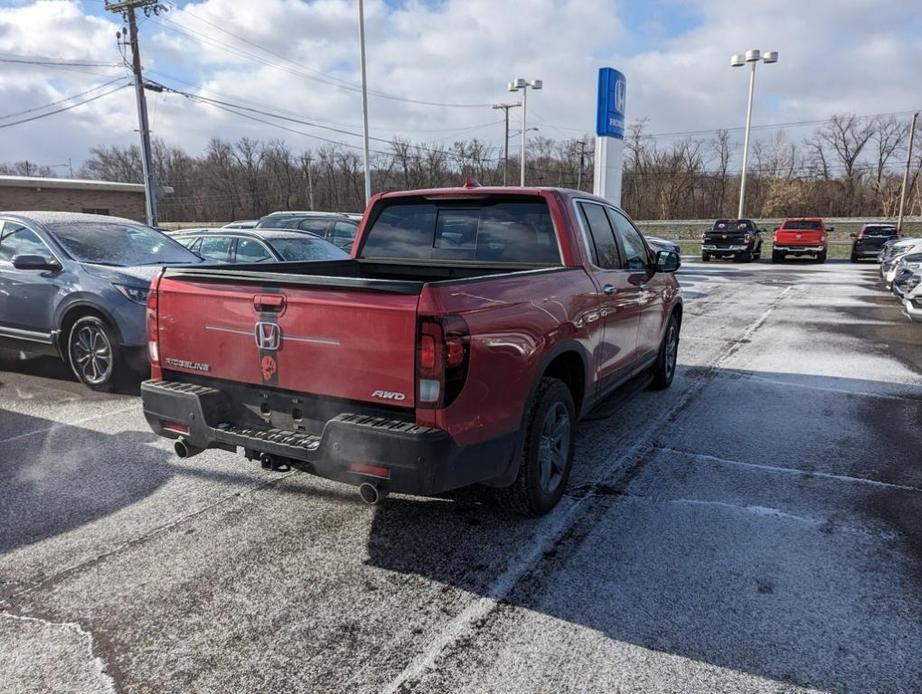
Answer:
[12,254,60,271]
[655,250,680,273]
[826,226,835,232]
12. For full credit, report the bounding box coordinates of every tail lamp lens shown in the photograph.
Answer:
[416,316,470,408]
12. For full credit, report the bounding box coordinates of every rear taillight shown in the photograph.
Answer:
[147,274,161,378]
[416,316,470,409]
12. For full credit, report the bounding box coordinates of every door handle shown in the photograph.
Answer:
[602,284,616,295]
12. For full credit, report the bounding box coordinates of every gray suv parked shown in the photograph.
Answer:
[0,212,201,390]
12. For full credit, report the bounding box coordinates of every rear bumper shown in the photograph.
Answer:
[141,379,515,495]
[702,244,749,253]
[852,247,882,257]
[773,245,825,254]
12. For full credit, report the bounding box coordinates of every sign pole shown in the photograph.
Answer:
[592,68,627,206]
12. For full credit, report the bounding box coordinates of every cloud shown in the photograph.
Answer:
[0,0,919,169]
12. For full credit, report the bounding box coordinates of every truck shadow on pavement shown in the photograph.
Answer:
[0,408,173,555]
[365,365,922,691]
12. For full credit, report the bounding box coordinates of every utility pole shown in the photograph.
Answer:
[357,0,371,205]
[492,103,521,186]
[897,112,918,234]
[108,0,164,227]
[305,154,315,211]
[576,139,587,190]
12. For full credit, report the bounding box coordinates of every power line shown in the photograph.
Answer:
[0,53,123,68]
[0,77,129,121]
[150,12,491,108]
[0,83,131,129]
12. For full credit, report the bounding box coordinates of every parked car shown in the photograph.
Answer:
[173,228,349,264]
[0,212,201,390]
[645,235,682,257]
[881,239,922,286]
[701,218,763,262]
[256,211,359,250]
[850,223,900,262]
[141,186,683,515]
[223,219,258,229]
[900,271,922,322]
[772,218,830,262]
[891,253,922,297]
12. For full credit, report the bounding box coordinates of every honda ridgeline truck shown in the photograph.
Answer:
[141,185,683,515]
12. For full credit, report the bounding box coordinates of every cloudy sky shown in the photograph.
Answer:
[0,0,920,171]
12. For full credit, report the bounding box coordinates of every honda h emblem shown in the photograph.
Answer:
[255,322,281,350]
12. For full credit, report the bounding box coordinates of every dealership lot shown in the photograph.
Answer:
[1,259,921,693]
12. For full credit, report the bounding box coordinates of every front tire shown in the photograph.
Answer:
[738,250,753,263]
[772,250,782,263]
[701,252,710,262]
[650,314,679,390]
[817,250,827,263]
[67,315,126,391]
[494,377,576,516]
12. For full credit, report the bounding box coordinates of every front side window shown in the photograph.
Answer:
[235,238,273,263]
[578,202,621,269]
[360,198,560,264]
[608,209,651,271]
[0,224,50,262]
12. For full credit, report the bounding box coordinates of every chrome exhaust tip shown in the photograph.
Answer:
[174,438,203,459]
[359,482,387,505]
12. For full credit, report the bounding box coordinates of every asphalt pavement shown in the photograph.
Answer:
[1,258,921,693]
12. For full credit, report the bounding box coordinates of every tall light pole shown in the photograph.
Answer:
[507,78,542,186]
[357,0,371,205]
[731,49,778,219]
[492,102,521,186]
[897,112,918,234]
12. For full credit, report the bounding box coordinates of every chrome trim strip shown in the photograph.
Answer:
[205,323,339,346]
[0,325,54,344]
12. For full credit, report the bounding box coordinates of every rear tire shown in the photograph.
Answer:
[67,315,128,392]
[738,250,753,263]
[650,314,679,391]
[701,252,710,262]
[494,377,576,516]
[817,251,827,263]
[753,243,762,260]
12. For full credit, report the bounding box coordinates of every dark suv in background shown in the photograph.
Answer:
[701,219,763,262]
[255,211,359,250]
[0,212,201,390]
[850,223,900,262]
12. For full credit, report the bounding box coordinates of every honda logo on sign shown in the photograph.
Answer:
[255,322,281,350]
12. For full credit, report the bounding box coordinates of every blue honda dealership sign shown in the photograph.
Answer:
[596,67,626,139]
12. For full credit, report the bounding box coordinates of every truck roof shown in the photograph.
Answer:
[373,184,611,205]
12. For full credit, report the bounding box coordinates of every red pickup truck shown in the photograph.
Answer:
[141,185,683,514]
[771,218,831,263]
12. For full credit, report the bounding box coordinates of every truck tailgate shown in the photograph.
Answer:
[775,229,824,245]
[155,274,420,407]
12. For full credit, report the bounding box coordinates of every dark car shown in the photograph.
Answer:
[850,223,900,262]
[0,212,201,390]
[645,235,682,257]
[701,218,764,262]
[255,211,359,250]
[173,228,349,264]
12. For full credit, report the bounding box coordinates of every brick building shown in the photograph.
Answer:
[0,175,172,222]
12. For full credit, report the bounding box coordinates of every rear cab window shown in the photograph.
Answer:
[359,196,561,264]
[782,220,823,230]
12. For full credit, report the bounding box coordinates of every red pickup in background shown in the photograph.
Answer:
[772,217,830,263]
[141,185,683,515]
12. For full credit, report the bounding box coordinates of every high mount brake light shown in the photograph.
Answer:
[416,316,470,409]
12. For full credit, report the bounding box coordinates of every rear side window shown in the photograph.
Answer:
[360,198,560,264]
[199,236,232,263]
[331,221,357,247]
[235,238,273,263]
